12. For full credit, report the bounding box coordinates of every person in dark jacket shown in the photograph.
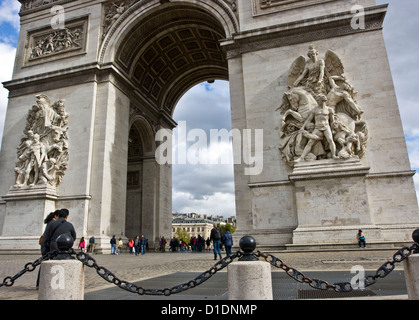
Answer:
[210,224,222,260]
[222,230,233,257]
[41,208,76,256]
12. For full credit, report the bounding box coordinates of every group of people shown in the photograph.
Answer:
[126,235,148,256]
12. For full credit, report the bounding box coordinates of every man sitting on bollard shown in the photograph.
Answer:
[41,208,77,256]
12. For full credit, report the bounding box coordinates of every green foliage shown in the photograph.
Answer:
[175,228,190,244]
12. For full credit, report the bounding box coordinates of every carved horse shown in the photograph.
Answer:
[279,87,318,124]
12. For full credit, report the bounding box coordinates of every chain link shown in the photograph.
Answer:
[1,242,418,296]
[0,252,57,288]
[257,242,419,292]
[73,249,243,296]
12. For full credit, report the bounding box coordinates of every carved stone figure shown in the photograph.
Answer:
[278,46,369,166]
[103,1,136,37]
[13,94,69,188]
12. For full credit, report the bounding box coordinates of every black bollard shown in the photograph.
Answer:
[238,236,259,261]
[55,233,75,260]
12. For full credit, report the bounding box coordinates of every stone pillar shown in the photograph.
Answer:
[228,261,273,300]
[404,254,419,300]
[228,236,273,300]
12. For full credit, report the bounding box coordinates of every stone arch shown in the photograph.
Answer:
[99,0,238,65]
[97,0,233,248]
[126,115,157,239]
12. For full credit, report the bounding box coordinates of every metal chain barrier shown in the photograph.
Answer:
[0,251,57,288]
[71,249,243,296]
[256,242,419,293]
[1,239,418,296]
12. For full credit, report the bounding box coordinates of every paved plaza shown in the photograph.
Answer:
[0,247,410,301]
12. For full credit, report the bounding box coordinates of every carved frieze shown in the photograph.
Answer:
[19,0,74,13]
[13,94,69,189]
[25,18,87,65]
[277,46,368,167]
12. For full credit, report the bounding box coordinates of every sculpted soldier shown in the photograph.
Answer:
[294,95,338,162]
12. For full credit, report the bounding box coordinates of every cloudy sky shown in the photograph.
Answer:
[0,0,418,217]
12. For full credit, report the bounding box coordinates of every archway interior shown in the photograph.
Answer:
[115,4,229,114]
[116,3,231,239]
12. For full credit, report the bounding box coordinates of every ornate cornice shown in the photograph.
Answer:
[223,5,387,59]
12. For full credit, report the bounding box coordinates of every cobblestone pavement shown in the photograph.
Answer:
[0,248,408,300]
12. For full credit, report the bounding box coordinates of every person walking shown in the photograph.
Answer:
[88,235,95,253]
[110,235,117,255]
[78,237,86,252]
[210,224,222,260]
[222,230,233,257]
[41,209,76,256]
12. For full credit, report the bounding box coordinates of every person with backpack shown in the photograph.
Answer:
[210,224,222,260]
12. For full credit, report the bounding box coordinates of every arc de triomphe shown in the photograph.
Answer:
[0,0,418,253]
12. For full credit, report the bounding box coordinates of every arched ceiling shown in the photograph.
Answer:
[115,4,229,115]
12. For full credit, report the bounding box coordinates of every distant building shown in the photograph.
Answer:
[171,212,236,240]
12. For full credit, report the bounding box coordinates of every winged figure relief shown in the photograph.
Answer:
[278,46,368,167]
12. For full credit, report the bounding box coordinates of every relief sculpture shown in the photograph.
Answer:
[278,45,368,167]
[13,94,69,188]
[29,27,84,60]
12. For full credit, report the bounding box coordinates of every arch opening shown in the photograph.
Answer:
[172,80,236,218]
[116,3,232,243]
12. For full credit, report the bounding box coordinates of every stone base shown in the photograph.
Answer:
[404,254,419,300]
[38,260,85,300]
[228,261,273,300]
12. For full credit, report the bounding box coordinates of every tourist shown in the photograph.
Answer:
[134,236,140,256]
[36,210,60,289]
[78,237,86,252]
[140,234,147,255]
[88,235,95,253]
[41,208,76,256]
[222,230,233,257]
[128,238,134,254]
[117,238,123,254]
[110,235,117,254]
[357,230,366,248]
[160,236,167,252]
[210,224,222,260]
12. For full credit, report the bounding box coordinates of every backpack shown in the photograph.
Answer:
[213,228,221,240]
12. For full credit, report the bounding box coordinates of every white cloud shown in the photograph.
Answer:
[0,41,16,149]
[0,0,21,29]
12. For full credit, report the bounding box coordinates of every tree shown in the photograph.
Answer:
[220,223,236,236]
[175,229,190,244]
